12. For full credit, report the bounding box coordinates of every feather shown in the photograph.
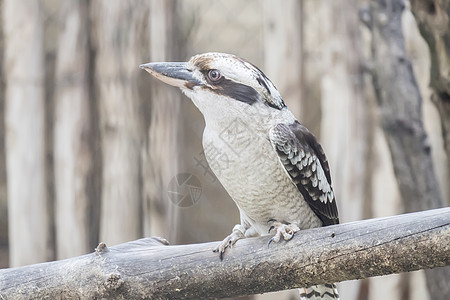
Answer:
[269,122,339,226]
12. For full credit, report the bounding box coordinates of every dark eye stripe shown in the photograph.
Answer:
[203,78,259,106]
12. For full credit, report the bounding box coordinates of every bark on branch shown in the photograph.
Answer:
[0,208,449,299]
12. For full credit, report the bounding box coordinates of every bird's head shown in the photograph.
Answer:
[140,53,287,125]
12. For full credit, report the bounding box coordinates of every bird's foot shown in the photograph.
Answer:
[268,221,300,246]
[213,224,246,260]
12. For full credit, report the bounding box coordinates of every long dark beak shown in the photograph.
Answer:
[139,62,200,88]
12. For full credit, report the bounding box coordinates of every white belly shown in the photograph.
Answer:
[202,122,321,234]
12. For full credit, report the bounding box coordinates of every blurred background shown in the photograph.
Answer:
[0,0,448,299]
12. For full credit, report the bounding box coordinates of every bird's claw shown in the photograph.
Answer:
[213,225,245,260]
[267,221,300,248]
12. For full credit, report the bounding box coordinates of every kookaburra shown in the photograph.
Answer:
[141,53,340,300]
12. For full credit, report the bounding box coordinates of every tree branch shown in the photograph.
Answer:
[0,208,449,299]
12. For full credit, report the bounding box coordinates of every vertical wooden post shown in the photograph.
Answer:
[53,0,95,259]
[92,0,149,245]
[3,0,49,266]
[141,0,180,242]
[262,0,303,118]
[0,0,9,268]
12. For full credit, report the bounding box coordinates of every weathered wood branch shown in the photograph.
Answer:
[0,208,449,299]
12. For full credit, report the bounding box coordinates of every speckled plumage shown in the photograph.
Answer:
[201,101,324,234]
[141,52,340,300]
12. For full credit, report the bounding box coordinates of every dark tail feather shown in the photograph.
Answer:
[299,283,339,299]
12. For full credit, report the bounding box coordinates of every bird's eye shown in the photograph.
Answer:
[207,69,222,82]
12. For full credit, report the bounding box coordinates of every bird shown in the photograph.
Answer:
[140,52,340,300]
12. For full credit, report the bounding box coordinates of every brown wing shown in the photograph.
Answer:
[269,121,339,226]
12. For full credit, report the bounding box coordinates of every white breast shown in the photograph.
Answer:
[202,109,322,234]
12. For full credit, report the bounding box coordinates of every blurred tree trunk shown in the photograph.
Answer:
[0,0,9,269]
[301,0,324,137]
[53,0,98,259]
[92,0,148,246]
[262,0,302,118]
[368,0,443,215]
[410,0,450,204]
[367,0,449,299]
[142,0,180,241]
[403,6,448,208]
[3,0,50,266]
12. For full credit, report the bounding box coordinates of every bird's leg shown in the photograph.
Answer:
[213,224,246,260]
[268,220,300,246]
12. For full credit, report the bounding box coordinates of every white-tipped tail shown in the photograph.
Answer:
[299,283,339,300]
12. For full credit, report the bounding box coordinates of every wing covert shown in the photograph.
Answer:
[269,121,339,226]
